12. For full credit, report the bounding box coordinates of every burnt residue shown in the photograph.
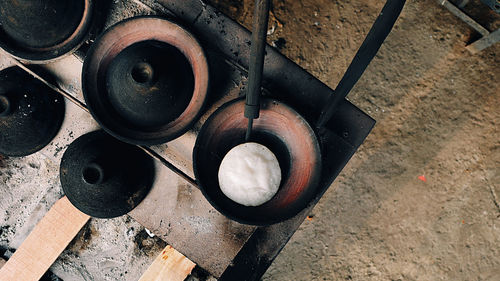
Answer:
[207,0,245,21]
[28,162,40,169]
[0,154,6,168]
[133,228,167,257]
[0,245,8,259]
[0,225,13,244]
[67,221,98,253]
[39,271,64,281]
[273,37,286,50]
[186,265,212,281]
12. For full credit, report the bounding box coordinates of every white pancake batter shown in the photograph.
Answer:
[218,142,281,206]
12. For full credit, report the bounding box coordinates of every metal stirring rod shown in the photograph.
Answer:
[245,0,271,142]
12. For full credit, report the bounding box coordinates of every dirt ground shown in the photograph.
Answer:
[207,0,500,280]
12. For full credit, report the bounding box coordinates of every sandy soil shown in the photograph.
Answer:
[207,0,500,280]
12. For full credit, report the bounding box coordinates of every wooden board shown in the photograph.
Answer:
[0,257,5,269]
[0,197,90,281]
[138,245,196,281]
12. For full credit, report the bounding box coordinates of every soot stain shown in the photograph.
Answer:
[133,228,167,257]
[67,221,97,253]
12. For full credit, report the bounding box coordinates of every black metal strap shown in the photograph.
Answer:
[317,0,406,128]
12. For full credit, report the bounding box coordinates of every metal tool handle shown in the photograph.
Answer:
[316,0,406,128]
[245,0,271,141]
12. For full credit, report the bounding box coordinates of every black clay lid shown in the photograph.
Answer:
[0,66,65,157]
[60,130,155,218]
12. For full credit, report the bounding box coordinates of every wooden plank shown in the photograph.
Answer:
[138,245,196,281]
[0,197,90,281]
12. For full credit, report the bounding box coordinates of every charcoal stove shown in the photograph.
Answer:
[0,0,406,280]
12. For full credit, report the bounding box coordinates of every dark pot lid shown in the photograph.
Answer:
[0,0,95,63]
[0,66,65,157]
[60,130,155,218]
[83,16,209,145]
